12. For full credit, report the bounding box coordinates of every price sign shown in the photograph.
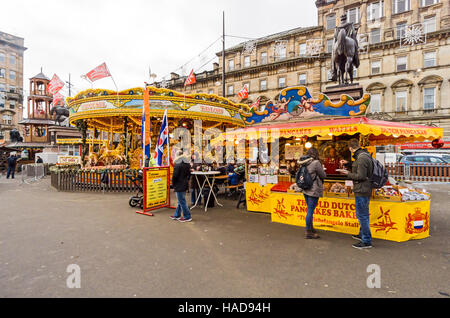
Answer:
[142,166,171,213]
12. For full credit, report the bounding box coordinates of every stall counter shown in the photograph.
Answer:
[245,182,430,242]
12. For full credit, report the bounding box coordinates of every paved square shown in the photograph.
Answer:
[0,177,449,297]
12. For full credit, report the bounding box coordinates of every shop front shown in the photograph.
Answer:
[225,87,443,242]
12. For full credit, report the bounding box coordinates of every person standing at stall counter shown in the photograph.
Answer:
[298,148,326,239]
[170,151,192,222]
[340,139,374,249]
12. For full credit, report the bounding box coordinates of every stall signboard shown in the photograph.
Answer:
[270,192,430,242]
[246,182,276,213]
[285,145,303,160]
[142,166,171,213]
[57,155,81,165]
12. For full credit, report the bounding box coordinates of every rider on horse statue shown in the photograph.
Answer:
[331,14,360,84]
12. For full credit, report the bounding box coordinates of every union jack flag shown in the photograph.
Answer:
[153,109,169,166]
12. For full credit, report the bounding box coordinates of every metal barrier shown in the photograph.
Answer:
[386,163,450,183]
[21,163,46,184]
[51,169,141,193]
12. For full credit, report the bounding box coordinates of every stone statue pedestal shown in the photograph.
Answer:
[323,83,363,103]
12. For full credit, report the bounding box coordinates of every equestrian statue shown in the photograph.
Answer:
[331,14,360,85]
[50,105,70,126]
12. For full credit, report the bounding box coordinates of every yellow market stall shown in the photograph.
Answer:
[225,86,443,242]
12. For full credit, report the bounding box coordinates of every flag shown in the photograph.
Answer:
[84,62,111,82]
[141,88,151,162]
[153,109,169,166]
[47,74,65,95]
[237,84,249,99]
[184,69,196,86]
[52,92,65,106]
[249,97,261,111]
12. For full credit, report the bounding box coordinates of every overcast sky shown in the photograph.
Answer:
[1,0,317,97]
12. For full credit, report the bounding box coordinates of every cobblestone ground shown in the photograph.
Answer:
[0,176,449,298]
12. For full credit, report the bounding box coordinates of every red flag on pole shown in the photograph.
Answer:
[84,62,111,82]
[237,84,249,99]
[249,97,261,111]
[184,69,196,86]
[47,74,65,95]
[52,92,65,106]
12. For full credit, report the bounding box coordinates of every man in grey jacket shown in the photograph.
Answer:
[341,139,374,249]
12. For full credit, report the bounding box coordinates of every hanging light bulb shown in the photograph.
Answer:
[305,142,312,149]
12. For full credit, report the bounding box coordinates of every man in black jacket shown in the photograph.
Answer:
[7,154,21,179]
[341,138,374,249]
[170,152,192,222]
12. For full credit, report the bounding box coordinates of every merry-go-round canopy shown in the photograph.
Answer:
[67,86,248,132]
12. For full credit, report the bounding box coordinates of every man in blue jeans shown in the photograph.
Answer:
[341,139,374,249]
[170,152,192,222]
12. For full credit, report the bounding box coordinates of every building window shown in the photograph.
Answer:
[326,39,333,53]
[367,1,384,21]
[2,114,12,125]
[9,85,15,93]
[371,93,381,112]
[298,74,307,85]
[299,43,306,56]
[423,87,435,110]
[0,83,5,92]
[346,7,360,24]
[260,79,267,91]
[228,59,234,71]
[260,52,267,64]
[352,68,357,79]
[0,93,4,108]
[396,22,407,38]
[9,55,16,65]
[326,14,336,30]
[0,68,5,78]
[394,0,410,14]
[370,28,381,44]
[9,70,16,80]
[243,82,250,93]
[396,56,407,72]
[208,89,214,95]
[227,85,234,96]
[243,56,251,68]
[423,16,436,33]
[396,90,407,112]
[371,60,381,75]
[0,52,5,63]
[276,46,286,60]
[424,51,436,68]
[278,77,286,88]
[421,0,439,7]
[9,100,15,109]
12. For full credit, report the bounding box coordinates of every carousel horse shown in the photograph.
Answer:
[85,144,99,168]
[98,141,126,166]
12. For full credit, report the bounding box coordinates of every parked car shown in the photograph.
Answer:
[399,155,449,164]
[432,153,450,162]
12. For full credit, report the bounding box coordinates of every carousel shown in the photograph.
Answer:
[66,86,248,169]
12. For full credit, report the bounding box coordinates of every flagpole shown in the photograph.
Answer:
[105,64,119,105]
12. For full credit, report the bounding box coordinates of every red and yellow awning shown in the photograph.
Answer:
[223,117,443,145]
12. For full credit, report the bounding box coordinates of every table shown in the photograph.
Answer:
[190,171,224,212]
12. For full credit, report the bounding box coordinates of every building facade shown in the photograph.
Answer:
[0,31,26,144]
[155,0,450,137]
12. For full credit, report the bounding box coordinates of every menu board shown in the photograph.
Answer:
[285,145,303,160]
[143,167,170,211]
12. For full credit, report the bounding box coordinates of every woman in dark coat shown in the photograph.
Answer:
[298,147,326,239]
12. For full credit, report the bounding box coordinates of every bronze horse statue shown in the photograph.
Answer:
[50,105,70,125]
[331,17,360,85]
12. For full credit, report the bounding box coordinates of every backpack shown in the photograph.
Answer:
[295,164,316,190]
[360,153,388,189]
